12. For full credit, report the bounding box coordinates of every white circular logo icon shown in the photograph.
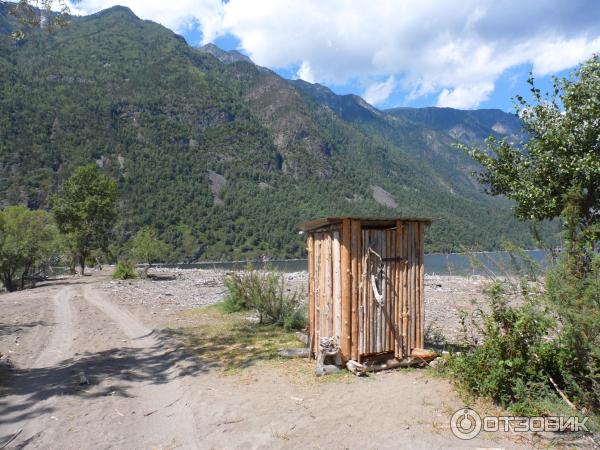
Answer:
[450,408,482,440]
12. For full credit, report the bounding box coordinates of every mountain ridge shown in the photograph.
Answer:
[0,6,555,259]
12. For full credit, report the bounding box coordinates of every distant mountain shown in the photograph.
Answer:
[0,5,555,260]
[290,79,384,123]
[386,107,523,146]
[198,43,253,65]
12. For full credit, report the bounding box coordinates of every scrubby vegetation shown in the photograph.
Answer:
[223,266,307,331]
[446,257,599,420]
[0,205,61,291]
[112,260,138,280]
[130,226,171,277]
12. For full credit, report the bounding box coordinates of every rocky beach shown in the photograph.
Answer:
[102,267,490,344]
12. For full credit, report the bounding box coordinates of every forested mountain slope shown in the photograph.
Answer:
[0,5,554,259]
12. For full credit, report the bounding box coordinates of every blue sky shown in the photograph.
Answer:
[68,0,600,112]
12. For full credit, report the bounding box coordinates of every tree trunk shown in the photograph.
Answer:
[79,255,86,276]
[20,264,30,290]
[1,272,16,292]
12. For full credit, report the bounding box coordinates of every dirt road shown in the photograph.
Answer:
[0,273,538,449]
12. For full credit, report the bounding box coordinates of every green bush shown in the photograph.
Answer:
[447,255,600,416]
[447,282,555,415]
[544,254,600,411]
[112,260,138,280]
[223,267,307,330]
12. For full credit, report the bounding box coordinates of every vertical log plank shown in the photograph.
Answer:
[350,220,361,361]
[395,221,402,358]
[340,220,352,361]
[307,234,315,358]
[332,231,342,345]
[419,222,425,349]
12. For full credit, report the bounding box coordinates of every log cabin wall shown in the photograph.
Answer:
[306,218,428,363]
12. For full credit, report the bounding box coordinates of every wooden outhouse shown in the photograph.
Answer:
[299,217,431,364]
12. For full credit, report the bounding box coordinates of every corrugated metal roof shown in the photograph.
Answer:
[297,216,433,232]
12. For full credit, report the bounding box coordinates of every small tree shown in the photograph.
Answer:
[464,55,600,274]
[459,56,600,412]
[131,226,170,276]
[0,206,59,291]
[51,165,118,275]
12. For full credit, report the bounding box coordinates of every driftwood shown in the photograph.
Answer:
[315,337,342,376]
[346,354,431,375]
[411,348,437,362]
[278,348,310,358]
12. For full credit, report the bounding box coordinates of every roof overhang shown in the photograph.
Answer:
[297,216,433,232]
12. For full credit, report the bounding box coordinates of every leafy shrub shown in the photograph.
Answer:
[222,265,260,312]
[283,304,308,331]
[448,256,600,416]
[223,267,307,330]
[448,282,554,415]
[544,254,600,411]
[112,260,138,280]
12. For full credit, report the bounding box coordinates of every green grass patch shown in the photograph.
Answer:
[171,302,304,373]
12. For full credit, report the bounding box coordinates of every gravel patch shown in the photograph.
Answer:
[103,268,489,344]
[102,268,307,311]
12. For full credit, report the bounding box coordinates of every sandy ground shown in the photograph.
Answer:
[0,269,578,449]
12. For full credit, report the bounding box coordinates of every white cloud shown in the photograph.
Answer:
[363,77,396,106]
[437,82,494,109]
[296,61,315,83]
[66,0,600,108]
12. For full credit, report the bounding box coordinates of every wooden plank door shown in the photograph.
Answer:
[358,228,400,358]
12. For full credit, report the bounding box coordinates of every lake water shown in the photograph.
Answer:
[158,250,548,276]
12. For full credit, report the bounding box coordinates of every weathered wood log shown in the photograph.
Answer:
[350,219,360,361]
[346,359,368,376]
[341,219,352,360]
[307,234,314,357]
[395,220,402,358]
[402,223,409,357]
[279,348,310,358]
[332,231,341,344]
[324,233,332,339]
[411,348,437,362]
[419,222,425,349]
[346,355,426,375]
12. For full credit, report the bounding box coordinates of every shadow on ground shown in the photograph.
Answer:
[0,321,52,337]
[162,318,303,373]
[0,331,210,427]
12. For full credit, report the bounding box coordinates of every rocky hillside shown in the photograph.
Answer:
[0,5,554,259]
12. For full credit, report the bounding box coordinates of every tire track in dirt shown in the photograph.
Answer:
[82,285,199,449]
[0,287,78,449]
[33,287,76,369]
